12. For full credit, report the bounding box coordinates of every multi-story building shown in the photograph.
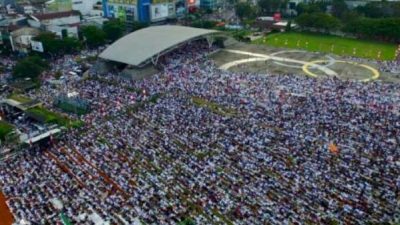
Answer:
[103,0,140,22]
[28,11,81,37]
[45,0,73,12]
[102,0,176,24]
[45,0,103,16]
[200,0,220,10]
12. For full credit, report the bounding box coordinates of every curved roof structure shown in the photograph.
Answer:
[99,25,220,67]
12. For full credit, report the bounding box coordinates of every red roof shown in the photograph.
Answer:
[32,11,80,21]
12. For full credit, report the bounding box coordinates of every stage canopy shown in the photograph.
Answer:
[99,25,220,67]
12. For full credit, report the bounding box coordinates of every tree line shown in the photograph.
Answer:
[233,0,400,43]
[294,0,400,42]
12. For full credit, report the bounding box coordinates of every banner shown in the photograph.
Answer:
[151,4,169,21]
[31,40,44,52]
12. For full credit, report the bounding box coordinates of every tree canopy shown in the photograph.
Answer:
[33,32,81,56]
[331,0,348,19]
[81,25,106,48]
[296,13,340,32]
[295,2,327,15]
[12,56,49,80]
[343,18,400,42]
[235,2,256,20]
[258,0,288,15]
[103,19,125,42]
[356,1,400,18]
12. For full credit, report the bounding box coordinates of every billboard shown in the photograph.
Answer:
[31,41,44,53]
[150,4,169,21]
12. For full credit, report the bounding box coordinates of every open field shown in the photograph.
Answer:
[211,43,400,83]
[252,32,397,61]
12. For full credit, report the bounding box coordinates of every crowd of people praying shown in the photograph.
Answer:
[0,41,399,225]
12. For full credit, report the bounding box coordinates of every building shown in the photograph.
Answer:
[72,0,103,16]
[102,0,177,24]
[45,0,73,12]
[9,27,41,52]
[0,15,29,47]
[200,0,220,10]
[46,0,104,16]
[28,11,81,37]
[103,0,140,22]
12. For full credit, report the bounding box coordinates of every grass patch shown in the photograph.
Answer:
[191,97,238,117]
[253,32,397,60]
[26,107,84,128]
[27,107,68,125]
[8,94,33,104]
[0,121,14,141]
[68,120,85,129]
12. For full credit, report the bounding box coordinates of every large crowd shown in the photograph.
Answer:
[0,41,399,225]
[379,60,400,74]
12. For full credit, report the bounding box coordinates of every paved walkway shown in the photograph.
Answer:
[222,49,338,76]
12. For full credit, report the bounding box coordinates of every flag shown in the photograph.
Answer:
[329,143,339,155]
[60,213,73,225]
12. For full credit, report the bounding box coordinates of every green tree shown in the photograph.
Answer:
[258,0,287,15]
[341,11,361,23]
[34,32,81,56]
[296,2,327,15]
[103,19,125,42]
[295,13,340,33]
[191,20,217,29]
[343,17,400,42]
[235,2,255,20]
[130,21,149,32]
[12,56,49,80]
[62,37,82,53]
[355,2,385,18]
[331,0,348,19]
[81,25,106,48]
[34,32,63,55]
